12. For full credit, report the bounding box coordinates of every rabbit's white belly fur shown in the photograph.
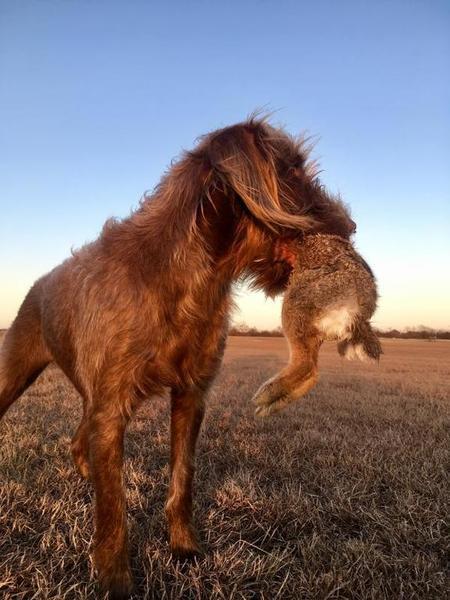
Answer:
[315,299,359,340]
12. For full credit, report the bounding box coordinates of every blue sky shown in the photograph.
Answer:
[1,0,449,330]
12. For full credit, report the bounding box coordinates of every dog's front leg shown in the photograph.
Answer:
[165,386,205,558]
[89,405,132,599]
[71,398,90,479]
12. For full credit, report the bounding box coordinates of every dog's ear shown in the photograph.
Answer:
[206,125,316,233]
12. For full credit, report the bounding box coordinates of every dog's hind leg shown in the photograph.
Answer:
[0,286,52,419]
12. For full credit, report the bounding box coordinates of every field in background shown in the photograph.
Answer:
[0,335,448,599]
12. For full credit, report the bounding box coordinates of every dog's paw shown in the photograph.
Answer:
[98,566,133,600]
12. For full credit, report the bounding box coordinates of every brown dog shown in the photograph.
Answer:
[0,117,355,598]
[253,234,382,417]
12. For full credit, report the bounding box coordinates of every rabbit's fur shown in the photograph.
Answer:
[253,234,382,416]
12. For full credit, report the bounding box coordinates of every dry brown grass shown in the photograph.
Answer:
[0,334,449,599]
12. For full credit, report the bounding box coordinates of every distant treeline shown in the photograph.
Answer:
[375,329,450,340]
[229,325,450,340]
[2,327,449,340]
[229,326,284,337]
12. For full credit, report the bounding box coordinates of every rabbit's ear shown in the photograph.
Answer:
[362,325,383,361]
[338,326,382,362]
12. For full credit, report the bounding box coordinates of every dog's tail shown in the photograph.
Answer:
[337,318,382,362]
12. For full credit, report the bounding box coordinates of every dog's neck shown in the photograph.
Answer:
[180,191,292,296]
[100,178,291,300]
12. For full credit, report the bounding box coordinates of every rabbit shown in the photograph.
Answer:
[253,234,382,417]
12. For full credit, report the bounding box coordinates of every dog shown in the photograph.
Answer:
[0,117,356,598]
[252,234,382,417]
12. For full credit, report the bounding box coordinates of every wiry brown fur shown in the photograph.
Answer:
[0,117,356,598]
[253,234,382,417]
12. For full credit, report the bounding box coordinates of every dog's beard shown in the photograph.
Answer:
[246,255,292,297]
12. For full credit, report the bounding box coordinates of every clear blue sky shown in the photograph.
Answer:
[1,0,449,330]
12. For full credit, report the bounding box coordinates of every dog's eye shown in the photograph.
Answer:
[287,161,302,175]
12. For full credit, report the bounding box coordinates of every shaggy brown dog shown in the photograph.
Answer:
[0,117,355,598]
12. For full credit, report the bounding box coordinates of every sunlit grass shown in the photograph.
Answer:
[0,336,448,598]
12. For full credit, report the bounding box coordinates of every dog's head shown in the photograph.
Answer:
[192,117,355,237]
[188,117,355,293]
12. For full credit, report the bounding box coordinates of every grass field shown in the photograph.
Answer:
[0,335,448,599]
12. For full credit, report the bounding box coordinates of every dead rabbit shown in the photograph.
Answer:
[253,234,382,417]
